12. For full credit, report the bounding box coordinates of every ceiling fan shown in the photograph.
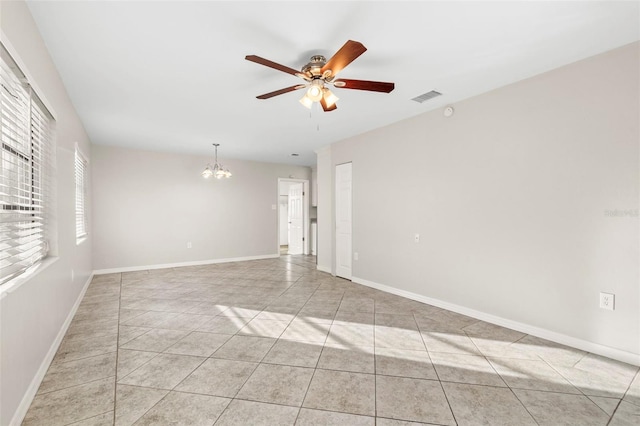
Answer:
[246,40,395,112]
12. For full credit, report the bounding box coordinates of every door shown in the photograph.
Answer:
[335,162,352,279]
[279,195,289,246]
[288,182,304,255]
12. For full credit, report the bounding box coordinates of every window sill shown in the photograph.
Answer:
[76,236,88,246]
[0,256,60,300]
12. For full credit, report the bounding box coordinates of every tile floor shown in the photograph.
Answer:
[23,255,639,425]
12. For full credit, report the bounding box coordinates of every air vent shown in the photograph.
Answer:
[411,90,442,103]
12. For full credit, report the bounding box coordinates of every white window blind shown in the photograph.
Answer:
[75,148,88,241]
[1,44,54,285]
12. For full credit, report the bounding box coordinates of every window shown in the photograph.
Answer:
[0,43,54,285]
[75,147,88,242]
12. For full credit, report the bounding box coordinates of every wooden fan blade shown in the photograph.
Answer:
[333,79,395,93]
[321,40,367,77]
[246,55,300,76]
[320,97,337,112]
[256,85,305,99]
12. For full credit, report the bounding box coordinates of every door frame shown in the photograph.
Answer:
[277,178,310,256]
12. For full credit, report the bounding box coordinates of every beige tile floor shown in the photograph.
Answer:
[23,255,640,425]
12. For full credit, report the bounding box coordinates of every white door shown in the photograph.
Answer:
[335,162,352,279]
[288,183,304,255]
[279,196,289,245]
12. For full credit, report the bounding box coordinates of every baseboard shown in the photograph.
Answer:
[93,254,280,275]
[352,275,640,367]
[10,272,94,426]
[316,264,332,274]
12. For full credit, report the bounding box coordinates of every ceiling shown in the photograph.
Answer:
[26,1,639,166]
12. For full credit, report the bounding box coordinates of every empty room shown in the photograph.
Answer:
[1,1,639,425]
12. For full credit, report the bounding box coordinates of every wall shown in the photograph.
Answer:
[92,144,310,271]
[0,1,94,424]
[315,146,332,272]
[319,42,639,363]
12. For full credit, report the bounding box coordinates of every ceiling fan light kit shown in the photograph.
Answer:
[202,143,232,179]
[246,40,395,112]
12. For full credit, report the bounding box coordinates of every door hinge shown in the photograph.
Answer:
[303,237,305,241]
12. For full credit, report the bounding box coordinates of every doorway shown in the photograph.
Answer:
[335,162,352,279]
[277,179,310,256]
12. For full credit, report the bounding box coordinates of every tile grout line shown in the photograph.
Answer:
[210,262,295,424]
[65,409,114,426]
[41,349,119,370]
[606,367,640,425]
[373,297,378,421]
[462,326,541,425]
[113,271,180,423]
[464,327,517,389]
[504,381,541,426]
[119,270,217,424]
[291,270,345,425]
[208,288,294,424]
[536,351,603,409]
[36,374,117,398]
[415,311,458,426]
[112,272,124,425]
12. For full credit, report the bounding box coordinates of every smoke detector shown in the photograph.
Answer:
[443,106,454,117]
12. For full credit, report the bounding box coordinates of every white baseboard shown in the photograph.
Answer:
[10,273,94,426]
[352,276,640,367]
[316,264,332,274]
[93,254,280,275]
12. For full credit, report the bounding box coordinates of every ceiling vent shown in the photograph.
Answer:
[411,90,442,103]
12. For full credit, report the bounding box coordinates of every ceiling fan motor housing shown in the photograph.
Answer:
[302,55,327,77]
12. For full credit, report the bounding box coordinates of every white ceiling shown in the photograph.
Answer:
[26,1,639,166]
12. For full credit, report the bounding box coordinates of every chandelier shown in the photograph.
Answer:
[202,143,232,179]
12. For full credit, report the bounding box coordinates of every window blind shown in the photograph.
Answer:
[0,44,53,285]
[75,148,88,241]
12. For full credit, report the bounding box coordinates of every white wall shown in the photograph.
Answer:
[318,42,639,363]
[92,144,311,271]
[0,1,94,424]
[316,146,332,272]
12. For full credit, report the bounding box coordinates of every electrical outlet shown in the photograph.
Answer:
[414,233,420,243]
[271,204,277,210]
[599,292,615,311]
[354,252,359,261]
[187,242,192,249]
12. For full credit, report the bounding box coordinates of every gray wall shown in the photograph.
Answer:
[0,1,94,424]
[316,146,332,273]
[318,42,639,360]
[92,144,311,270]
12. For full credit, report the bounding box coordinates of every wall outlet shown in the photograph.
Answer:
[414,233,420,243]
[599,292,615,310]
[187,242,192,249]
[271,204,277,210]
[354,252,359,261]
